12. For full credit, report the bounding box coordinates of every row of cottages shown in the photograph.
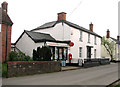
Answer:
[0,2,13,62]
[15,12,102,64]
[101,29,120,61]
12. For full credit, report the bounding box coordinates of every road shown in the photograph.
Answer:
[2,63,119,85]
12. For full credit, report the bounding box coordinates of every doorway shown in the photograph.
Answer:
[87,46,91,59]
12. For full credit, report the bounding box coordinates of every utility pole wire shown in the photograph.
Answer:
[68,0,83,18]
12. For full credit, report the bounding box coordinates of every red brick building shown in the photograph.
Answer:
[0,2,13,62]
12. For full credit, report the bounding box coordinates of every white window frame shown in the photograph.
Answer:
[88,34,90,43]
[79,47,82,58]
[94,36,97,45]
[79,31,82,41]
[94,49,96,58]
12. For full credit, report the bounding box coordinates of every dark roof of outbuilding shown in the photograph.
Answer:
[0,8,13,25]
[25,30,56,42]
[15,30,70,44]
[31,20,102,38]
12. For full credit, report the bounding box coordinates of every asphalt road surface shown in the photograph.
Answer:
[2,63,119,85]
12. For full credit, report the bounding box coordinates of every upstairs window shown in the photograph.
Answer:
[94,36,97,45]
[79,31,82,41]
[88,34,90,43]
[79,47,82,58]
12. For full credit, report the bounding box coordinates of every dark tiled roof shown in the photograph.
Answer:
[31,20,102,38]
[36,21,57,29]
[25,30,56,43]
[110,37,120,44]
[15,30,70,44]
[110,37,118,42]
[0,8,13,25]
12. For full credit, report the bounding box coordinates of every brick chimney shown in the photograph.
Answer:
[2,1,8,13]
[57,12,66,21]
[117,36,120,41]
[89,22,93,32]
[106,29,110,38]
[1,1,13,62]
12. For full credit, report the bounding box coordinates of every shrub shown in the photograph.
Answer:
[24,56,31,61]
[9,51,18,61]
[33,49,38,61]
[9,51,32,61]
[41,46,52,61]
[33,46,52,61]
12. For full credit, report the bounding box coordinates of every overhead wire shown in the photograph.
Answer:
[68,0,84,18]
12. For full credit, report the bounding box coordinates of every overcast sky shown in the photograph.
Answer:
[0,0,119,43]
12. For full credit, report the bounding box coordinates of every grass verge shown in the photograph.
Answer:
[2,63,7,77]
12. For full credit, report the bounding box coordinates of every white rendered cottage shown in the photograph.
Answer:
[15,12,102,64]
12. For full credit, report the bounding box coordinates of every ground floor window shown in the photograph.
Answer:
[49,46,68,61]
[94,49,96,58]
[79,47,82,58]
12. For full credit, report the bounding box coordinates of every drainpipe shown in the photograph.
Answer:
[5,24,8,62]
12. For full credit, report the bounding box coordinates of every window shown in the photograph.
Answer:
[88,34,90,43]
[79,31,82,41]
[79,47,82,57]
[94,49,96,58]
[94,36,97,45]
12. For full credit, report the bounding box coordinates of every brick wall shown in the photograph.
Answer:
[2,24,12,62]
[7,61,61,77]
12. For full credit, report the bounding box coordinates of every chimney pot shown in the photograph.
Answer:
[57,12,66,21]
[2,1,8,13]
[117,36,120,41]
[89,22,93,32]
[106,29,110,38]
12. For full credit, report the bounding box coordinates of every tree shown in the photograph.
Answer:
[101,36,115,60]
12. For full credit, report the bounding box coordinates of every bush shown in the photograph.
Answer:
[33,49,38,61]
[24,56,31,61]
[33,46,52,61]
[9,51,18,61]
[9,51,32,61]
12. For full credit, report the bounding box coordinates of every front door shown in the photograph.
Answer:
[87,46,91,59]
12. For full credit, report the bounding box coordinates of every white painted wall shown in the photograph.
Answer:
[69,27,101,63]
[16,33,44,57]
[33,23,101,63]
[34,23,71,41]
[16,33,35,57]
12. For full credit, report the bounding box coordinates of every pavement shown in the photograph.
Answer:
[61,66,82,71]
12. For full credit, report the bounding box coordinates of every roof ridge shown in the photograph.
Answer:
[31,20,101,38]
[25,30,51,35]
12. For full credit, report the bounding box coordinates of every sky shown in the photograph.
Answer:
[0,0,119,43]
